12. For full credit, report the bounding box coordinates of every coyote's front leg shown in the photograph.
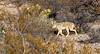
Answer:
[57,30,64,36]
[66,28,69,37]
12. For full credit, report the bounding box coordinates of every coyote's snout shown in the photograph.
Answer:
[52,21,78,37]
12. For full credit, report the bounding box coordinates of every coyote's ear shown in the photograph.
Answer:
[51,21,54,24]
[51,21,56,24]
[77,25,80,29]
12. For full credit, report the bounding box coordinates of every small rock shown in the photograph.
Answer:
[77,34,90,41]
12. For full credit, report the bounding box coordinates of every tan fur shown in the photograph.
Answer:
[52,21,78,37]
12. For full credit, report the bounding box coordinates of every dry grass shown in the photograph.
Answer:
[5,31,23,54]
[3,32,100,54]
[80,44,93,54]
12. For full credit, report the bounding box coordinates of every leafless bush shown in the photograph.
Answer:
[18,3,53,34]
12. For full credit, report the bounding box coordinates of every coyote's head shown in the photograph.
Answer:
[51,21,57,28]
[52,24,57,28]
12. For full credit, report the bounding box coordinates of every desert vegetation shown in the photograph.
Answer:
[0,0,100,54]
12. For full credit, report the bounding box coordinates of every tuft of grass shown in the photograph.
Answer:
[79,44,94,54]
[96,48,100,54]
[5,31,23,54]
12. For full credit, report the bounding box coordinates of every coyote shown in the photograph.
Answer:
[52,21,78,37]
